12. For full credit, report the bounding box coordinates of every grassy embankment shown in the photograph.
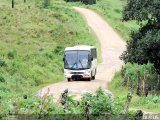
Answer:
[0,0,98,99]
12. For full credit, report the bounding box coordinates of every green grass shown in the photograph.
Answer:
[0,0,98,98]
[108,72,160,113]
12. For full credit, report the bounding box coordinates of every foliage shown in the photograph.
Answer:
[122,0,160,23]
[43,0,51,8]
[109,71,160,113]
[122,63,158,89]
[121,0,160,73]
[0,59,7,67]
[80,88,114,115]
[0,95,64,119]
[0,88,141,119]
[121,26,160,73]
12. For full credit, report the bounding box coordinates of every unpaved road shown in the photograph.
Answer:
[38,7,126,100]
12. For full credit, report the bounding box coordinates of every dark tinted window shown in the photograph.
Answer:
[91,48,97,59]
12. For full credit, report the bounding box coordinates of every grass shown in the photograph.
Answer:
[108,72,160,113]
[0,0,98,99]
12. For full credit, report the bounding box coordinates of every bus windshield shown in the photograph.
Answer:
[64,50,91,70]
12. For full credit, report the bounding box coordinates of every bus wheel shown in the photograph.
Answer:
[67,78,71,82]
[92,69,96,80]
[92,76,95,80]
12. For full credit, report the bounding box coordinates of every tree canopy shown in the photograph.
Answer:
[123,0,160,23]
[121,0,160,73]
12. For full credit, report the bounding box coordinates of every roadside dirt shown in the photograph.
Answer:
[38,7,126,101]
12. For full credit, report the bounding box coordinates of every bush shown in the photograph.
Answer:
[0,75,5,82]
[0,59,7,67]
[80,88,114,115]
[7,50,17,59]
[43,0,51,8]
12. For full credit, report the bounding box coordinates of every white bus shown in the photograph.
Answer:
[63,45,97,81]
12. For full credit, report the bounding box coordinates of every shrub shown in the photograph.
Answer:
[53,45,64,55]
[7,50,17,59]
[43,0,51,8]
[0,59,7,67]
[0,75,5,82]
[80,88,114,115]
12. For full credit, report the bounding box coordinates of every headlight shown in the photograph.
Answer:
[85,70,91,74]
[64,70,70,74]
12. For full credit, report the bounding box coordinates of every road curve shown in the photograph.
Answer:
[38,7,126,101]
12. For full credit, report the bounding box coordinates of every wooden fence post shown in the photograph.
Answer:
[130,78,133,95]
[12,0,14,8]
[136,71,141,96]
[84,101,90,120]
[142,73,147,96]
[124,93,132,114]
[156,75,160,90]
[60,89,68,111]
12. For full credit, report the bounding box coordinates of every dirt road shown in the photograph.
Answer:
[38,7,126,100]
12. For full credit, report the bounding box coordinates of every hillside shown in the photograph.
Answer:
[0,1,97,98]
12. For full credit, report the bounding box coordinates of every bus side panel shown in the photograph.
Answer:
[91,48,98,76]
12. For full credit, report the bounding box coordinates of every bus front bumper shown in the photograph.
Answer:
[64,70,91,79]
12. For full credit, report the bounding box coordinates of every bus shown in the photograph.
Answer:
[63,45,97,81]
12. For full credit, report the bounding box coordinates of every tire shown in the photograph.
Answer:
[92,69,96,80]
[92,76,95,80]
[67,78,71,82]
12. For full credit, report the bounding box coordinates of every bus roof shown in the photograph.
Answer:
[65,45,96,51]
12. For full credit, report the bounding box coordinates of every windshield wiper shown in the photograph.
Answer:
[71,61,77,69]
[79,59,84,69]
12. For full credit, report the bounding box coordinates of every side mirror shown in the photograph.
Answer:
[63,57,65,61]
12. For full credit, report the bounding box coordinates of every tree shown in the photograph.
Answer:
[121,0,160,73]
